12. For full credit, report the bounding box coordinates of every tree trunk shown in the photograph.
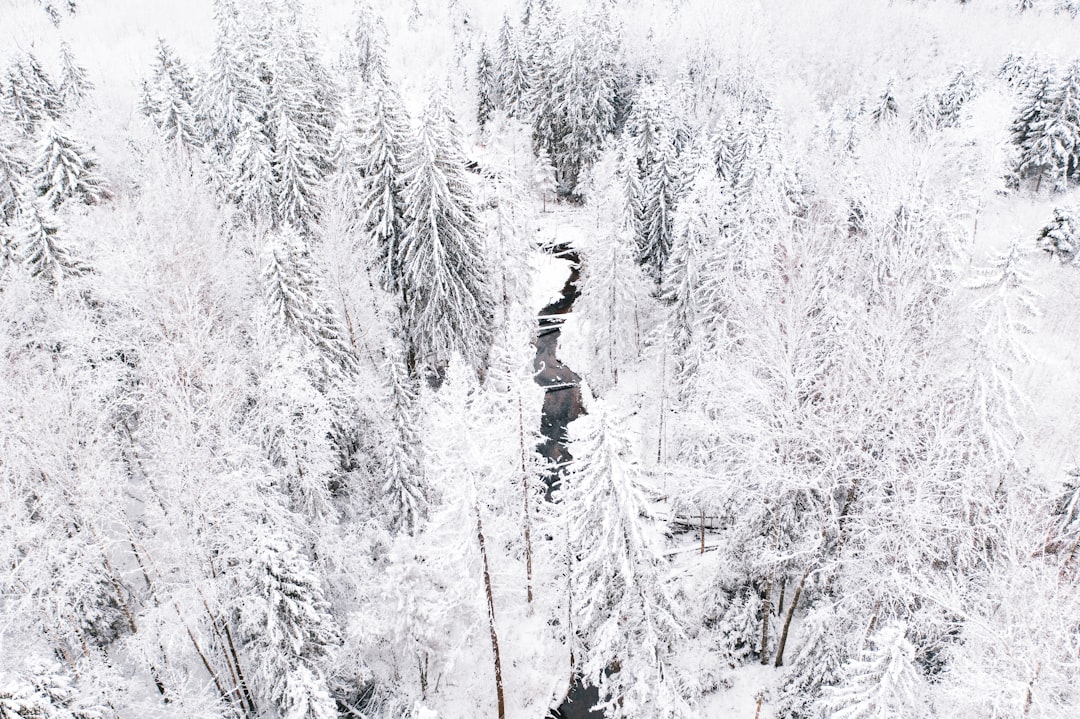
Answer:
[656,342,667,471]
[518,393,534,604]
[759,577,772,664]
[1023,662,1042,718]
[774,563,812,667]
[475,506,506,719]
[699,507,706,555]
[862,600,882,649]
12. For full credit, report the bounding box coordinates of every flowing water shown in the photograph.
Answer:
[532,245,605,719]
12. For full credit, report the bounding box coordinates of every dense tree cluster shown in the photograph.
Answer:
[3,2,1080,719]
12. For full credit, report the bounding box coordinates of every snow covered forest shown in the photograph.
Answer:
[3,0,1080,717]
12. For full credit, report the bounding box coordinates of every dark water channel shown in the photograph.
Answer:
[533,244,585,496]
[532,245,603,719]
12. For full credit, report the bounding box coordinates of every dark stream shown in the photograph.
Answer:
[534,244,585,496]
[533,245,603,719]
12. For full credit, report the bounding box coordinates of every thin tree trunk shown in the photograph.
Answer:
[760,577,772,664]
[205,555,258,717]
[609,254,618,388]
[774,563,812,667]
[184,622,231,705]
[566,503,577,690]
[475,505,506,719]
[777,576,787,617]
[699,506,706,555]
[518,393,534,604]
[862,600,882,648]
[656,342,667,471]
[1023,662,1042,718]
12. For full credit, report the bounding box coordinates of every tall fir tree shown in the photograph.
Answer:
[1036,207,1079,262]
[381,336,428,534]
[819,622,928,719]
[577,149,652,391]
[271,105,322,230]
[229,110,276,221]
[14,192,88,283]
[495,14,530,118]
[773,601,847,719]
[477,42,497,131]
[870,81,898,125]
[354,79,412,293]
[57,42,93,111]
[32,124,109,209]
[638,127,683,283]
[1023,60,1080,189]
[3,53,63,135]
[398,93,494,375]
[236,524,341,719]
[140,39,203,153]
[663,158,731,393]
[0,663,103,719]
[0,122,27,223]
[561,402,689,719]
[198,0,263,161]
[261,225,357,376]
[345,0,390,86]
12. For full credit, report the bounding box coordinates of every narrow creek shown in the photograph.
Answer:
[533,244,604,719]
[534,243,585,496]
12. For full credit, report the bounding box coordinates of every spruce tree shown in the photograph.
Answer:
[32,124,109,209]
[531,147,556,211]
[1049,469,1080,558]
[346,0,390,85]
[938,66,978,129]
[967,241,1042,366]
[3,53,63,135]
[229,110,276,221]
[0,664,102,719]
[381,336,428,534]
[0,123,26,223]
[477,42,497,131]
[577,151,652,391]
[14,193,88,283]
[715,584,765,668]
[263,7,336,178]
[561,402,688,719]
[999,53,1036,90]
[664,159,730,392]
[271,105,322,229]
[1036,207,1079,262]
[140,39,203,153]
[1010,68,1054,173]
[909,91,940,139]
[57,42,93,111]
[773,602,847,719]
[354,79,411,293]
[237,526,340,719]
[530,13,619,194]
[819,622,928,719]
[638,127,682,283]
[262,225,357,375]
[398,93,494,375]
[1024,60,1080,189]
[715,119,753,197]
[199,0,263,160]
[870,81,898,125]
[495,14,530,118]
